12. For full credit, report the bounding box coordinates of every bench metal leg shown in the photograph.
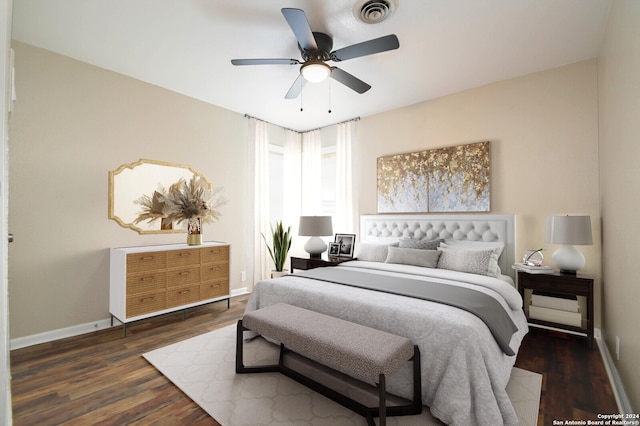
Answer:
[235,320,279,374]
[378,373,386,426]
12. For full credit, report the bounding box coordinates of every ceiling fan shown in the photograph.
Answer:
[230,8,400,99]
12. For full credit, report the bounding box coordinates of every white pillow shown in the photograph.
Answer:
[355,242,398,262]
[437,247,494,276]
[385,246,441,268]
[441,240,504,277]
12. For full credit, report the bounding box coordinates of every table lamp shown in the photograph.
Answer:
[298,216,333,258]
[545,215,592,274]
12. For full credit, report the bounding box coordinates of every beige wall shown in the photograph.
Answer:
[357,59,602,319]
[9,41,248,338]
[598,0,640,411]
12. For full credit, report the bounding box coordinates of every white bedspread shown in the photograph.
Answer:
[245,261,529,426]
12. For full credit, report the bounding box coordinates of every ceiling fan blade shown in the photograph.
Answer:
[330,67,371,94]
[331,34,399,61]
[281,8,318,51]
[231,58,300,66]
[285,74,307,99]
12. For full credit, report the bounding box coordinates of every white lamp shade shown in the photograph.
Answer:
[545,215,592,273]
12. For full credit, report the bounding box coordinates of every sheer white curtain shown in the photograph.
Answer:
[283,129,304,258]
[335,121,358,234]
[245,118,271,284]
[301,130,322,215]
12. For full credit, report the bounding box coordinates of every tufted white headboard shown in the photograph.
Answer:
[360,214,516,280]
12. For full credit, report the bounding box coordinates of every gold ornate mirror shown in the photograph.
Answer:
[108,159,211,234]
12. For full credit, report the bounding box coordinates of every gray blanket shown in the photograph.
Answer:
[293,267,518,356]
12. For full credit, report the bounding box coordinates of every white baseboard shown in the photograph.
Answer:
[595,328,634,414]
[10,288,249,351]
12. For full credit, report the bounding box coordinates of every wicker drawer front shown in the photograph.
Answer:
[201,263,229,281]
[201,280,229,300]
[201,246,229,264]
[167,266,200,288]
[167,249,200,268]
[167,285,201,308]
[126,252,167,274]
[126,272,167,295]
[126,291,167,317]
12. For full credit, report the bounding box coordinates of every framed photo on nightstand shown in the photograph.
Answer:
[334,233,356,257]
[329,242,340,256]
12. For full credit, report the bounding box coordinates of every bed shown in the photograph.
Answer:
[244,214,528,426]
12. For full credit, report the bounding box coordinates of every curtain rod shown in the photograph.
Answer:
[243,114,360,134]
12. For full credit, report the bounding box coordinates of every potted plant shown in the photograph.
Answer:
[262,221,292,278]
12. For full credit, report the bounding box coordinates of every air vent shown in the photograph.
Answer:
[353,0,397,24]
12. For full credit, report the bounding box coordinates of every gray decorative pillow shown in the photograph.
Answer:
[356,242,398,262]
[437,247,494,276]
[385,246,441,268]
[399,238,443,250]
[441,241,504,277]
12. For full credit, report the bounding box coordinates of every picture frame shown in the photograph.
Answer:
[328,242,340,257]
[334,233,356,258]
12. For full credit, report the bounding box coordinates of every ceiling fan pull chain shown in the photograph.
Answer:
[328,80,332,114]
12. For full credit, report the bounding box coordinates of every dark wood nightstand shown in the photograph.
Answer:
[290,256,354,272]
[517,270,594,348]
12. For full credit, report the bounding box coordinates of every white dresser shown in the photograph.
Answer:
[110,242,230,334]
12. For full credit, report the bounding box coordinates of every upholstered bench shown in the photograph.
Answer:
[236,303,422,426]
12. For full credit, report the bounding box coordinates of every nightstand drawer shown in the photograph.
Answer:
[519,273,590,295]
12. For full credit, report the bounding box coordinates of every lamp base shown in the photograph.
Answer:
[304,237,327,259]
[552,245,585,274]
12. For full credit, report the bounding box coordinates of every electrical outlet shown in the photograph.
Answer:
[615,336,620,360]
[241,271,246,282]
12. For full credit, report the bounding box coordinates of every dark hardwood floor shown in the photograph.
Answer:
[10,294,618,425]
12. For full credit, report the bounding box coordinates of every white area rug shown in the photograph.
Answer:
[143,325,541,426]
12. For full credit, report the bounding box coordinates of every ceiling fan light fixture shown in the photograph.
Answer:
[301,61,331,83]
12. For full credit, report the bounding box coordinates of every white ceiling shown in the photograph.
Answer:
[11,0,611,132]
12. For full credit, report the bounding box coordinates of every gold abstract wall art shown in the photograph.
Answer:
[377,141,490,213]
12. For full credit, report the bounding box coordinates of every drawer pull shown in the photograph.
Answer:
[179,253,191,257]
[140,256,154,261]
[179,271,190,276]
[179,290,190,295]
[209,284,220,288]
[140,276,154,282]
[140,296,155,302]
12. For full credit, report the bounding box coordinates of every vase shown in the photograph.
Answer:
[187,217,202,245]
[271,269,289,278]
